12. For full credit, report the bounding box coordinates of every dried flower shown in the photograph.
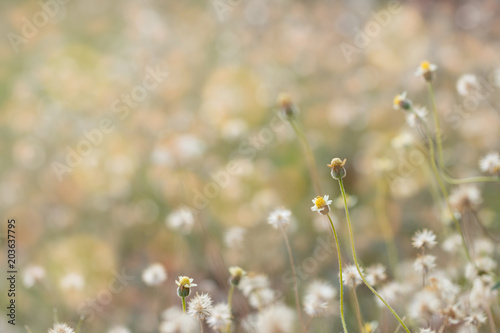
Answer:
[456,74,480,96]
[303,280,336,317]
[206,303,231,330]
[176,276,197,298]
[342,264,363,288]
[267,208,292,230]
[23,265,45,288]
[413,255,436,273]
[411,229,437,250]
[406,106,427,127]
[464,310,487,327]
[48,323,74,333]
[327,158,347,179]
[415,60,437,81]
[365,264,387,286]
[479,152,500,175]
[310,195,333,215]
[224,227,246,248]
[142,263,167,286]
[187,293,213,321]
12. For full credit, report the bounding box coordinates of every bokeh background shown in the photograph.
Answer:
[1,0,499,332]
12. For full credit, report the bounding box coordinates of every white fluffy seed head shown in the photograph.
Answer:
[48,323,75,333]
[142,263,167,286]
[411,229,437,250]
[267,208,292,230]
[187,293,213,321]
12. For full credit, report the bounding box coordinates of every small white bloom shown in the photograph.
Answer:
[413,255,436,273]
[342,265,363,288]
[479,152,500,175]
[411,229,437,250]
[60,272,84,291]
[160,306,197,333]
[406,106,428,127]
[48,323,74,333]
[465,310,487,327]
[166,207,194,234]
[249,288,276,309]
[22,265,45,288]
[419,328,436,333]
[142,263,167,286]
[267,208,292,230]
[456,74,480,96]
[207,303,231,330]
[303,280,337,317]
[238,274,269,297]
[188,293,213,321]
[365,264,387,286]
[224,227,246,248]
[108,326,130,333]
[442,234,462,253]
[415,61,438,80]
[310,195,333,215]
[449,185,482,212]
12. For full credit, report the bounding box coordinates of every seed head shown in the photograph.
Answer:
[228,266,246,286]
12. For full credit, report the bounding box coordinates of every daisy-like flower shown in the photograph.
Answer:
[479,152,500,175]
[365,263,387,286]
[449,185,482,213]
[267,208,291,230]
[206,303,231,330]
[229,266,246,286]
[415,60,438,81]
[238,273,269,297]
[303,280,337,317]
[364,322,379,333]
[187,293,213,321]
[342,264,363,287]
[328,157,347,179]
[48,323,75,333]
[406,106,428,127]
[142,263,167,286]
[393,91,412,111]
[60,272,84,291]
[22,265,46,288]
[413,255,436,273]
[310,195,333,215]
[224,227,246,248]
[176,276,197,297]
[411,229,437,250]
[166,208,194,234]
[456,74,480,96]
[464,310,487,327]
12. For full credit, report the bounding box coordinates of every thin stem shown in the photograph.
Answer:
[200,321,204,333]
[288,117,322,194]
[280,227,306,333]
[182,296,187,314]
[75,316,84,333]
[375,179,399,274]
[485,304,496,333]
[443,173,500,184]
[351,287,365,333]
[227,284,235,333]
[427,82,445,169]
[337,178,411,333]
[326,214,349,333]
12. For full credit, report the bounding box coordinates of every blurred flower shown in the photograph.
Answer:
[108,326,130,333]
[342,265,363,287]
[311,195,333,215]
[413,255,436,273]
[206,303,231,330]
[166,208,195,234]
[277,92,298,118]
[303,280,337,317]
[142,263,167,286]
[243,304,295,333]
[267,208,292,230]
[176,276,197,297]
[449,185,482,213]
[60,272,84,291]
[22,265,45,288]
[365,264,387,286]
[411,229,437,250]
[464,310,487,327]
[364,322,379,333]
[391,132,414,150]
[415,60,437,81]
[418,329,436,333]
[229,266,246,286]
[442,234,462,253]
[406,106,427,127]
[48,323,74,333]
[160,306,197,333]
[393,91,412,111]
[456,74,480,96]
[187,293,213,321]
[248,287,276,309]
[238,273,269,297]
[479,152,500,175]
[224,227,246,248]
[333,193,357,209]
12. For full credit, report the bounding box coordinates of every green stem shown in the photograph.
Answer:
[288,117,322,194]
[227,284,235,333]
[338,178,411,333]
[75,316,84,333]
[326,214,349,333]
[281,227,306,333]
[351,287,365,333]
[182,296,186,314]
[427,82,445,170]
[442,173,500,184]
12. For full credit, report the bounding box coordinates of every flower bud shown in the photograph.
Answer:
[328,158,347,180]
[277,92,298,118]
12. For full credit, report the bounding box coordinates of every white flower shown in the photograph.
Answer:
[419,328,436,333]
[464,310,487,327]
[160,306,197,333]
[246,304,295,333]
[48,323,74,333]
[342,265,363,287]
[411,229,437,250]
[365,264,387,286]
[479,152,500,175]
[449,185,482,212]
[456,74,480,96]
[409,290,440,320]
[238,274,269,297]
[249,288,276,309]
[166,207,194,234]
[406,106,428,127]
[22,265,45,288]
[142,263,167,286]
[224,227,246,248]
[60,272,84,291]
[188,293,213,321]
[310,195,333,215]
[267,208,291,230]
[393,91,411,110]
[207,303,231,330]
[442,234,462,253]
[303,280,337,317]
[108,326,130,333]
[413,255,436,273]
[415,60,438,80]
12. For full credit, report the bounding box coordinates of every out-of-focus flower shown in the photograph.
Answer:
[406,106,427,127]
[108,326,130,333]
[442,234,462,253]
[364,321,379,333]
[206,303,231,330]
[142,263,167,286]
[166,207,195,234]
[411,229,437,250]
[224,227,246,248]
[393,91,412,110]
[303,280,337,317]
[176,276,197,297]
[365,264,387,286]
[456,74,480,96]
[479,152,500,175]
[160,306,197,333]
[449,185,482,213]
[229,266,246,286]
[22,265,45,288]
[60,272,84,291]
[48,323,74,333]
[311,195,333,215]
[243,304,295,333]
[342,265,363,287]
[413,255,436,273]
[277,92,298,118]
[267,208,291,230]
[464,310,487,327]
[238,273,269,297]
[187,293,213,321]
[415,60,438,81]
[418,329,436,333]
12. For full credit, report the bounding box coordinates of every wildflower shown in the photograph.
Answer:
[60,272,84,291]
[364,322,379,333]
[439,303,464,325]
[327,157,347,179]
[456,74,480,96]
[238,273,269,297]
[413,255,436,273]
[206,303,231,330]
[342,264,363,287]
[411,229,437,250]
[406,106,427,127]
[248,288,276,309]
[267,208,292,230]
[160,306,197,333]
[48,323,74,333]
[419,329,436,333]
[310,195,333,215]
[365,264,387,286]
[277,92,298,117]
[393,91,412,110]
[166,208,194,234]
[142,263,167,286]
[244,304,295,333]
[229,266,246,286]
[409,290,441,320]
[479,152,500,175]
[333,193,357,209]
[22,265,45,288]
[415,60,438,81]
[442,234,462,253]
[224,227,246,248]
[176,276,197,298]
[470,275,498,308]
[464,311,487,327]
[303,280,337,317]
[187,293,213,321]
[108,326,130,333]
[449,185,482,213]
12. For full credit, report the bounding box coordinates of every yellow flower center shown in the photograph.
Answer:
[393,95,402,106]
[314,196,326,208]
[178,276,191,287]
[364,323,373,333]
[420,61,430,70]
